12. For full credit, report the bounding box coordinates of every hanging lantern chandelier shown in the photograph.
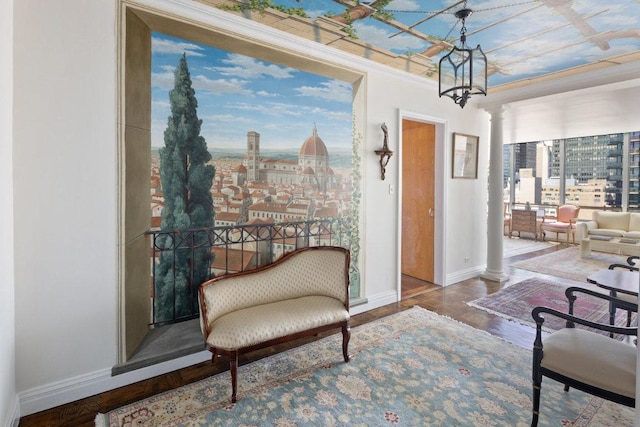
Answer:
[438,2,487,108]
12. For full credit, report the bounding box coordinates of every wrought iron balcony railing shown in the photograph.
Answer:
[145,218,352,327]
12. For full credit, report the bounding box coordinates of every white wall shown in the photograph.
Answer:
[1,0,17,425]
[359,72,489,285]
[500,79,640,143]
[13,0,118,413]
[8,0,484,417]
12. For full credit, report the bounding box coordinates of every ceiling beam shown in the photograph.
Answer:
[388,1,465,39]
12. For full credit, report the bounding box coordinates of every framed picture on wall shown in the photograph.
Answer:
[452,133,479,179]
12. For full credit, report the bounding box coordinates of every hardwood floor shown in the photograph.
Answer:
[18,244,570,427]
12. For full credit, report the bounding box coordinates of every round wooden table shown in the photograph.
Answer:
[586,269,639,297]
[586,269,638,328]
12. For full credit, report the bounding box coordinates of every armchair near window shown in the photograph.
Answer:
[541,204,580,243]
[530,286,636,426]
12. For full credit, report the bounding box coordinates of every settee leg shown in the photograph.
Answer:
[342,323,351,362]
[230,351,238,403]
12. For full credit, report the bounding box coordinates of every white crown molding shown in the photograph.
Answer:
[124,0,438,90]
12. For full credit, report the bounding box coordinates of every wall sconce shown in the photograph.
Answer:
[375,123,393,180]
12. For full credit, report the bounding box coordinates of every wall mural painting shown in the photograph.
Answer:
[150,32,361,300]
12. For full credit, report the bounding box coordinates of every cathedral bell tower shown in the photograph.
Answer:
[246,131,260,181]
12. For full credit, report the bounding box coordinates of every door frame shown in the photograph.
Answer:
[396,110,448,300]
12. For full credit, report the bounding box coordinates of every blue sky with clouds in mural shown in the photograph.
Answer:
[151,33,353,151]
[255,0,640,87]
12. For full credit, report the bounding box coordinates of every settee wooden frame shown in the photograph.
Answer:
[198,246,351,403]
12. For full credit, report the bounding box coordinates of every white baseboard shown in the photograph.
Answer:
[351,291,397,315]
[446,265,485,285]
[18,350,210,416]
[18,291,398,417]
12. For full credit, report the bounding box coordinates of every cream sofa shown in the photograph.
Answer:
[577,211,640,241]
[198,246,351,402]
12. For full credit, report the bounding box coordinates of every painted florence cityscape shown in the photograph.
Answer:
[148,33,358,322]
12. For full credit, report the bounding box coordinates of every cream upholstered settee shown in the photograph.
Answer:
[576,211,640,241]
[198,246,351,403]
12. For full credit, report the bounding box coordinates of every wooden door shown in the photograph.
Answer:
[401,120,435,282]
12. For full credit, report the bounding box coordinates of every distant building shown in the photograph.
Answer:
[248,201,314,222]
[214,212,243,227]
[210,247,256,276]
[551,134,619,183]
[516,168,541,204]
[243,124,337,192]
[541,179,607,207]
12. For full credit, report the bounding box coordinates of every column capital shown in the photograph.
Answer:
[485,105,506,116]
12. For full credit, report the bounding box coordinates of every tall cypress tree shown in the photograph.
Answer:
[155,53,215,323]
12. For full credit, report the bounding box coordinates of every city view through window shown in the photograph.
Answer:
[504,131,640,221]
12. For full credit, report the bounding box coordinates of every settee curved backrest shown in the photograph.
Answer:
[199,246,350,333]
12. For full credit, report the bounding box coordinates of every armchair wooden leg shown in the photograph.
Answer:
[531,383,541,427]
[532,342,543,427]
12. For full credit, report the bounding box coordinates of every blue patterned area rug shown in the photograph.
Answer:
[96,307,633,426]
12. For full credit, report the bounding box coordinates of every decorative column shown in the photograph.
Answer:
[481,106,509,282]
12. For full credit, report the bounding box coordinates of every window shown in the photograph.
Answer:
[504,132,638,220]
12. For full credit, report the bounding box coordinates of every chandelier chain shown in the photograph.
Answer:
[459,0,468,44]
[443,19,460,41]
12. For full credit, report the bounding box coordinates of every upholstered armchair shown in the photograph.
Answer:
[541,204,580,243]
[530,286,636,426]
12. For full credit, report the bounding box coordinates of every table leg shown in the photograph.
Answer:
[608,291,618,338]
[580,239,591,258]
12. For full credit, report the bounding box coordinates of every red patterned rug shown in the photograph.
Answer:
[468,278,634,333]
